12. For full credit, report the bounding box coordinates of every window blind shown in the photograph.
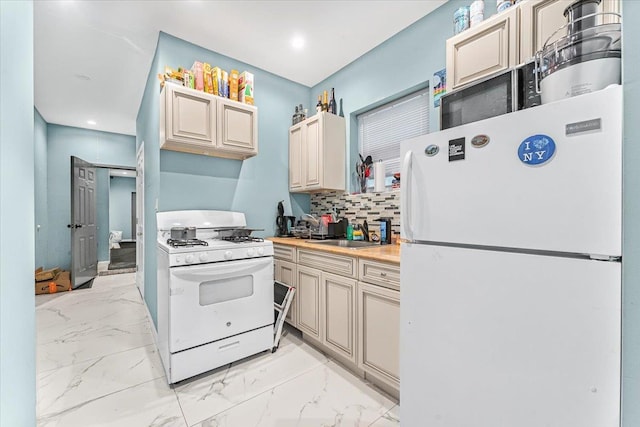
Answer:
[357,88,430,176]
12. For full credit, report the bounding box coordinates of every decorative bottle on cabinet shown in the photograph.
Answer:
[328,88,337,114]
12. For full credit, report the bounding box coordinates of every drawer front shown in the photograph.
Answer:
[359,259,400,290]
[297,249,357,278]
[273,244,296,262]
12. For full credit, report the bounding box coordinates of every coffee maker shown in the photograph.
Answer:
[276,201,296,237]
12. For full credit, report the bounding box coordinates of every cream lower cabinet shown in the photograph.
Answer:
[357,281,400,390]
[274,245,297,328]
[296,266,358,364]
[296,265,323,341]
[160,83,257,159]
[274,259,298,327]
[322,272,357,363]
[274,243,399,394]
[289,112,346,193]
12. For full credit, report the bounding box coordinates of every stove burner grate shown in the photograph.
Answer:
[167,238,209,248]
[221,235,265,243]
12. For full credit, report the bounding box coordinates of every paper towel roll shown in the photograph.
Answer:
[373,161,385,192]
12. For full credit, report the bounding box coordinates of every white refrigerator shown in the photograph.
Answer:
[400,85,622,427]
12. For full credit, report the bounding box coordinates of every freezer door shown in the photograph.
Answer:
[401,85,622,257]
[400,243,621,427]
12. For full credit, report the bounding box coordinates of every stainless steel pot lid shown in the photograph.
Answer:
[538,12,621,79]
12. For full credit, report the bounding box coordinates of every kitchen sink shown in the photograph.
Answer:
[306,239,378,249]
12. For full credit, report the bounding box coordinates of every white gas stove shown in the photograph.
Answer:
[156,210,274,384]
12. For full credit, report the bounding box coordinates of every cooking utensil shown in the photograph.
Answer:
[171,227,196,240]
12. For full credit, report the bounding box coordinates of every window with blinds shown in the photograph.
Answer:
[357,88,430,176]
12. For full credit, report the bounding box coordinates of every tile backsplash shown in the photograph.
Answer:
[310,191,401,235]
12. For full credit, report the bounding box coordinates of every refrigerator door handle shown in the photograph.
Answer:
[401,150,413,241]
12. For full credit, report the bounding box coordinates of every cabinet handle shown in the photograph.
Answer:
[380,272,387,277]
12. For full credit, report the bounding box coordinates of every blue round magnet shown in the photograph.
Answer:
[518,134,556,166]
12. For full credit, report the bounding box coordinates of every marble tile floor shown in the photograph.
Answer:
[36,272,400,426]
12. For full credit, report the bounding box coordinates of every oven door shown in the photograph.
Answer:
[168,256,273,353]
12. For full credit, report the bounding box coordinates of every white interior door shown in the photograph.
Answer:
[136,142,144,297]
[400,242,621,427]
[70,156,98,288]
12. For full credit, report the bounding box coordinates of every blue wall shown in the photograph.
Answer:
[35,108,49,268]
[45,125,136,270]
[0,1,35,425]
[109,176,135,240]
[309,0,494,191]
[137,32,311,326]
[96,168,110,262]
[621,1,640,425]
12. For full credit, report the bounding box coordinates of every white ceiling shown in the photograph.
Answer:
[34,0,446,136]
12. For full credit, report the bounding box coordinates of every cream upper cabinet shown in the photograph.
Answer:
[520,0,574,62]
[216,98,258,158]
[162,83,216,148]
[289,124,303,191]
[446,6,518,90]
[289,112,346,193]
[520,0,620,62]
[304,116,322,188]
[357,281,400,389]
[322,272,357,363]
[160,83,258,160]
[448,0,620,89]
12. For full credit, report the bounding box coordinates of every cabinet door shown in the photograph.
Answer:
[358,282,400,388]
[289,124,303,191]
[303,115,322,188]
[216,98,258,158]
[446,6,518,89]
[520,0,573,62]
[275,259,298,328]
[297,265,322,341]
[322,272,357,363]
[166,85,216,147]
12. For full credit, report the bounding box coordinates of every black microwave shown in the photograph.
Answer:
[440,62,541,130]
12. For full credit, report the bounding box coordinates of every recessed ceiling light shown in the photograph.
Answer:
[75,74,91,81]
[291,35,305,50]
[87,120,96,125]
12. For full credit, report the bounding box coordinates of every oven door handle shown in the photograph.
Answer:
[170,256,272,281]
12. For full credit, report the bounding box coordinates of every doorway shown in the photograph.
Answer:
[71,159,136,287]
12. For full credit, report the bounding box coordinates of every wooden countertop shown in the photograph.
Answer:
[268,237,400,265]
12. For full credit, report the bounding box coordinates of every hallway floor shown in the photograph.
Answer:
[35,273,400,426]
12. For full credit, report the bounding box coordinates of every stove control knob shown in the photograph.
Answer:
[175,256,182,264]
[185,255,194,264]
[247,248,255,257]
[257,247,264,256]
[199,253,208,262]
[224,250,233,260]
